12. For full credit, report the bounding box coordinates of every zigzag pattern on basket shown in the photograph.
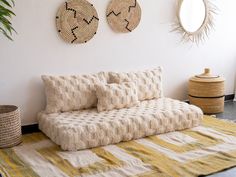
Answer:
[56,0,99,44]
[106,0,141,33]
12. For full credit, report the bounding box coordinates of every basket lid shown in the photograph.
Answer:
[190,68,225,83]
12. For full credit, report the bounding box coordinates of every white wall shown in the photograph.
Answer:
[1,0,236,125]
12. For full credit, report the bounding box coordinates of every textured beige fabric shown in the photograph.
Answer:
[38,98,203,151]
[109,67,163,101]
[95,82,139,112]
[42,72,107,113]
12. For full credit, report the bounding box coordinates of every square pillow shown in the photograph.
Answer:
[42,72,107,113]
[109,67,163,101]
[95,82,139,112]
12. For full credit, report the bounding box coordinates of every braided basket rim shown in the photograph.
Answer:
[0,105,18,115]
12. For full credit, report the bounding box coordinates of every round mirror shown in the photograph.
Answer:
[179,0,206,33]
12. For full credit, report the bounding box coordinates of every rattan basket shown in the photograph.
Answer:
[0,105,22,148]
[188,68,225,114]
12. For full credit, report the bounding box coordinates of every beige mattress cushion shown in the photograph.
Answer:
[38,98,203,151]
[109,67,163,101]
[95,82,139,112]
[42,72,107,113]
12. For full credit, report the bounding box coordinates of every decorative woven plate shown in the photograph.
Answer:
[56,0,99,44]
[106,0,141,33]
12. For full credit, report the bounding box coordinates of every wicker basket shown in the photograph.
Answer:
[188,68,225,114]
[0,105,22,148]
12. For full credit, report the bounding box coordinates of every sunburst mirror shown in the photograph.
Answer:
[173,0,217,43]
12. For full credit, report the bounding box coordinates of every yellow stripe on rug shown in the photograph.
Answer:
[203,116,236,136]
[37,146,81,177]
[147,130,223,153]
[0,148,39,177]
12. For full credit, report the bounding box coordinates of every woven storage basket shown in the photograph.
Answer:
[0,105,22,148]
[188,68,225,114]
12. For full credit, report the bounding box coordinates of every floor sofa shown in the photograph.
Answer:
[38,67,203,151]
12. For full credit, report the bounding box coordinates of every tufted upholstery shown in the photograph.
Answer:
[109,67,163,101]
[38,98,203,151]
[42,72,107,113]
[95,82,139,112]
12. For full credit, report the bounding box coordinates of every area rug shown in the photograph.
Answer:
[1,115,236,177]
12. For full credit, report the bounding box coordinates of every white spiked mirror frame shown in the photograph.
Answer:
[173,0,217,44]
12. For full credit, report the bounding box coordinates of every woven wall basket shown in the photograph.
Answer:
[0,105,22,148]
[56,0,99,44]
[106,0,141,33]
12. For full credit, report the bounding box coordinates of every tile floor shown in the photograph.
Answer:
[215,101,236,121]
